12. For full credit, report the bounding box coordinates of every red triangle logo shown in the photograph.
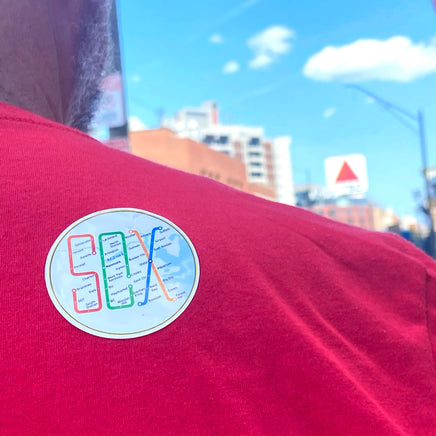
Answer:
[335,161,358,183]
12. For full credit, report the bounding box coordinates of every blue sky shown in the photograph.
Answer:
[118,0,436,219]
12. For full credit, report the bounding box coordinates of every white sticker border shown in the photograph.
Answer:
[45,207,200,339]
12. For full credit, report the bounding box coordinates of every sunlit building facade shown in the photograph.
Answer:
[129,128,277,201]
[161,101,295,205]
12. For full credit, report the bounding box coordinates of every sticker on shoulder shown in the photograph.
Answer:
[45,208,200,339]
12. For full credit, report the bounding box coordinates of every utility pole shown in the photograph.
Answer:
[348,84,435,258]
[108,0,128,140]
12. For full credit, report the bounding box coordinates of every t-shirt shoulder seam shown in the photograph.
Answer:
[424,271,436,372]
[0,114,93,141]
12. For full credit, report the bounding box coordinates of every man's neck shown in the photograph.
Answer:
[0,1,78,124]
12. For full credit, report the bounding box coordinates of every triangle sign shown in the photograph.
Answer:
[335,161,359,183]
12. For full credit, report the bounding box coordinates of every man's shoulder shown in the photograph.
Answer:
[1,101,433,276]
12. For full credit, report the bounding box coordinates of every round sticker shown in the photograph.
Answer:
[45,208,200,339]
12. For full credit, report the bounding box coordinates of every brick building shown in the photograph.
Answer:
[161,101,294,205]
[129,128,276,201]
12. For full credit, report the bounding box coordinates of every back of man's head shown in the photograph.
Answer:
[0,0,112,131]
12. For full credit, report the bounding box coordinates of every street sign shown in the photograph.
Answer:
[325,154,368,197]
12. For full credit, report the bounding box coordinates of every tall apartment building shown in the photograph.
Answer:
[162,101,294,205]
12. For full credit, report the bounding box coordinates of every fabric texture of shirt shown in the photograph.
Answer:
[1,102,435,436]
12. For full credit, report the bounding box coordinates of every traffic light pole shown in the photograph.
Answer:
[348,85,435,257]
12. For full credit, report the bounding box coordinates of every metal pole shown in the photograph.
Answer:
[108,0,128,140]
[348,85,416,120]
[418,111,435,257]
[347,85,435,257]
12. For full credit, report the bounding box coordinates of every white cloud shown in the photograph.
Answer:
[225,0,260,21]
[128,116,147,132]
[365,96,375,104]
[185,0,260,44]
[131,74,141,83]
[209,33,223,44]
[222,60,240,74]
[303,36,436,83]
[234,84,276,103]
[322,107,337,118]
[230,76,291,105]
[248,25,295,69]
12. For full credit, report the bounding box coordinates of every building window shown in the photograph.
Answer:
[328,209,336,217]
[218,135,228,144]
[250,162,262,167]
[203,135,214,144]
[250,172,263,177]
[248,151,262,157]
[249,137,260,146]
[186,111,206,117]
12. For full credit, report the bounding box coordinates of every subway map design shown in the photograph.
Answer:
[46,209,199,338]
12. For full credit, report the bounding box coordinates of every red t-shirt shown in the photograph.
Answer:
[1,102,435,435]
